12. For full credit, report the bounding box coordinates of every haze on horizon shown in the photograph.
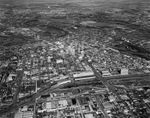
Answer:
[0,0,141,5]
[0,0,150,11]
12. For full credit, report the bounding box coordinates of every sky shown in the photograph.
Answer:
[0,0,129,5]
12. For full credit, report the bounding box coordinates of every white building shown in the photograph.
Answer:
[56,59,63,64]
[22,112,33,118]
[84,113,95,118]
[58,100,68,107]
[121,68,128,75]
[73,71,94,78]
[102,70,111,77]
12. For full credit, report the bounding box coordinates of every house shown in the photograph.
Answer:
[108,95,116,102]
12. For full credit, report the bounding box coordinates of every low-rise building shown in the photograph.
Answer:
[120,68,128,75]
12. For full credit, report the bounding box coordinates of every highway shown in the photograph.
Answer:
[0,58,149,117]
[0,76,104,117]
[0,81,71,117]
[0,73,149,116]
[0,75,149,117]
